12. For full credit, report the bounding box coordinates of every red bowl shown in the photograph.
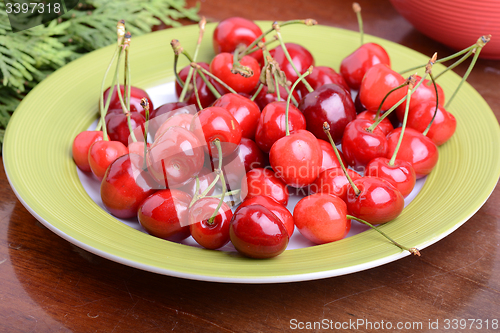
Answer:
[390,0,500,59]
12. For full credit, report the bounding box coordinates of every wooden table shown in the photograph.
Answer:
[1,0,499,331]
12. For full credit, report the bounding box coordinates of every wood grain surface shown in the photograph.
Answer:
[1,0,499,332]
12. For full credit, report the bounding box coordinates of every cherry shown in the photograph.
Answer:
[72,131,108,172]
[252,84,300,111]
[210,52,261,94]
[230,205,289,259]
[386,127,439,179]
[188,197,233,250]
[254,101,306,153]
[190,106,242,158]
[309,167,362,202]
[154,113,194,142]
[356,110,394,135]
[137,189,192,241]
[317,139,346,173]
[347,177,404,224]
[341,118,388,171]
[340,43,391,90]
[148,101,189,137]
[212,93,261,139]
[293,193,350,244]
[359,64,406,112]
[298,66,350,97]
[395,76,445,121]
[406,102,456,146]
[238,137,267,173]
[354,92,366,114]
[365,157,416,198]
[270,129,323,188]
[269,43,314,84]
[147,126,205,187]
[105,112,145,146]
[240,168,289,206]
[235,196,294,237]
[213,17,264,64]
[88,140,128,181]
[172,167,216,198]
[298,83,356,144]
[102,85,153,117]
[100,154,157,218]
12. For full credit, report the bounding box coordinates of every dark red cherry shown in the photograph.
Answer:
[100,154,156,219]
[269,43,314,84]
[347,177,404,224]
[309,167,362,203]
[365,157,416,198]
[189,198,232,250]
[356,110,394,136]
[230,205,289,259]
[269,130,323,188]
[298,66,350,97]
[395,76,445,121]
[149,101,190,138]
[235,196,294,237]
[213,17,264,64]
[255,101,306,153]
[240,168,289,205]
[299,83,356,144]
[147,126,205,187]
[88,140,128,181]
[102,85,153,117]
[386,127,439,179]
[212,93,261,139]
[105,112,145,146]
[137,189,192,242]
[154,113,194,142]
[72,131,108,172]
[406,102,456,146]
[210,52,261,94]
[238,137,267,172]
[359,64,406,112]
[190,106,242,158]
[317,139,346,173]
[252,84,300,110]
[340,42,391,90]
[354,92,366,114]
[341,118,388,171]
[293,193,350,245]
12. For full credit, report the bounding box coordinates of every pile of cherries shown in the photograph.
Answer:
[73,8,489,259]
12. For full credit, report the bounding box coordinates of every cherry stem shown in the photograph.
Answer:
[239,19,317,61]
[173,54,184,88]
[192,62,234,95]
[423,73,438,136]
[323,122,360,196]
[171,39,185,89]
[346,215,421,256]
[95,118,103,131]
[284,84,299,107]
[114,43,137,143]
[286,67,312,136]
[140,98,150,170]
[375,81,409,120]
[192,70,203,110]
[208,140,226,224]
[99,45,121,140]
[433,48,473,81]
[273,22,315,93]
[389,80,414,166]
[251,83,264,101]
[275,75,281,101]
[243,36,278,56]
[352,2,363,45]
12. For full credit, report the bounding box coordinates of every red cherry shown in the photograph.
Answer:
[340,43,391,90]
[395,76,445,121]
[238,137,267,173]
[298,83,356,144]
[386,127,439,179]
[174,167,216,198]
[127,141,151,172]
[356,110,394,136]
[190,106,242,158]
[88,140,128,181]
[100,154,157,218]
[235,196,294,237]
[269,43,314,84]
[212,93,261,139]
[230,205,289,259]
[147,126,205,187]
[406,102,456,146]
[137,189,192,241]
[347,177,404,224]
[365,157,416,198]
[359,64,406,112]
[213,17,264,64]
[72,131,107,172]
[270,130,323,188]
[188,198,233,250]
[149,101,189,138]
[341,118,388,171]
[254,101,306,153]
[309,167,362,202]
[210,53,261,94]
[293,193,350,245]
[252,84,300,111]
[317,139,346,173]
[154,113,194,142]
[298,66,350,97]
[240,168,289,205]
[103,85,153,117]
[105,112,145,146]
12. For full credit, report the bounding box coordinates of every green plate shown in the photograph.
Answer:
[4,22,500,283]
